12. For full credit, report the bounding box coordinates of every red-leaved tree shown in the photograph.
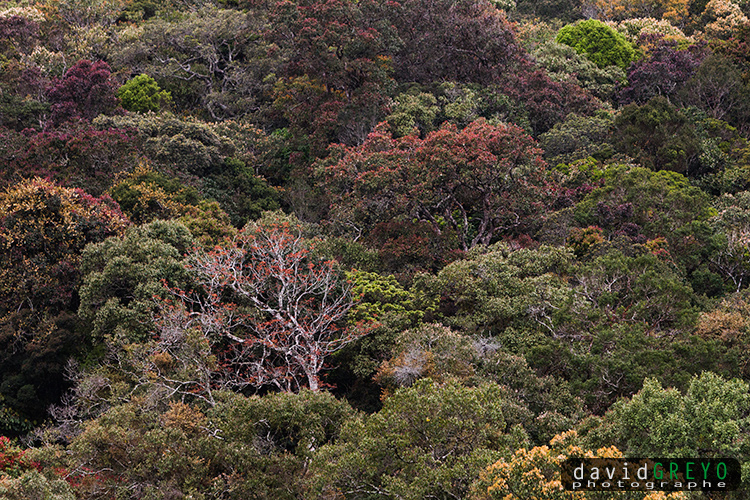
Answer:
[45,60,119,127]
[318,119,553,252]
[154,216,365,397]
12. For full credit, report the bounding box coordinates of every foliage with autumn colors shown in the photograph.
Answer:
[2,0,750,497]
[319,119,552,253]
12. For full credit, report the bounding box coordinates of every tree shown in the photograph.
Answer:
[156,213,366,393]
[78,220,196,344]
[374,323,587,444]
[319,119,552,252]
[618,36,706,105]
[383,0,520,85]
[0,15,39,58]
[708,191,750,291]
[581,372,750,495]
[264,0,398,152]
[534,41,626,102]
[94,113,280,226]
[612,17,691,42]
[52,0,127,27]
[556,20,637,69]
[574,249,698,333]
[108,164,202,224]
[539,112,615,166]
[498,66,600,136]
[416,243,579,339]
[51,391,353,499]
[309,378,530,500]
[516,0,582,21]
[613,97,702,175]
[470,431,686,500]
[587,0,690,23]
[695,289,750,377]
[116,74,172,113]
[112,7,281,120]
[0,123,138,195]
[701,0,750,39]
[574,165,713,238]
[677,53,750,130]
[45,60,119,127]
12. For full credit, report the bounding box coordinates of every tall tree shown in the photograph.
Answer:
[155,213,365,394]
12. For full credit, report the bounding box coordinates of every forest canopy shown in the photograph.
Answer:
[1,0,750,498]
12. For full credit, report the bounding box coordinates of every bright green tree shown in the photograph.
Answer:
[585,373,750,458]
[581,372,750,498]
[556,20,637,69]
[116,74,172,113]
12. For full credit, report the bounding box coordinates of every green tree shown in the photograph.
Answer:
[116,74,172,113]
[613,97,702,175]
[95,113,280,226]
[57,391,354,499]
[575,249,698,333]
[0,470,75,500]
[556,19,637,69]
[539,112,615,166]
[573,164,715,270]
[416,243,579,340]
[108,163,201,224]
[309,378,530,500]
[678,54,750,132]
[375,323,587,444]
[78,220,196,344]
[581,372,750,496]
[708,191,750,291]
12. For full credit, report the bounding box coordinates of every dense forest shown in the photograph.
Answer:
[2,0,750,498]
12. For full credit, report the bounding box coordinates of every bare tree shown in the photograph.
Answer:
[154,217,366,395]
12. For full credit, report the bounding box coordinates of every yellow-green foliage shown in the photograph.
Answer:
[117,74,172,113]
[347,269,436,324]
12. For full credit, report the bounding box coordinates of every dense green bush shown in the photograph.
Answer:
[556,19,637,69]
[116,74,172,113]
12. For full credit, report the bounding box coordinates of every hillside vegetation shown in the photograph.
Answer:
[1,0,750,498]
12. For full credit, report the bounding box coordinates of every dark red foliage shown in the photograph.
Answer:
[0,124,137,195]
[0,16,39,57]
[619,35,706,105]
[0,64,47,102]
[269,0,395,149]
[365,220,463,279]
[320,119,554,253]
[499,64,600,135]
[45,60,119,127]
[384,0,520,85]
